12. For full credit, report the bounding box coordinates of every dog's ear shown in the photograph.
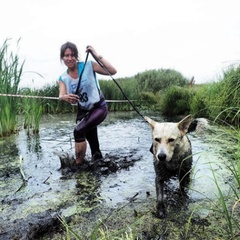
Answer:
[149,144,153,154]
[187,120,198,133]
[144,116,156,129]
[178,115,192,134]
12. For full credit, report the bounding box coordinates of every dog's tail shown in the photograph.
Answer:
[187,118,210,133]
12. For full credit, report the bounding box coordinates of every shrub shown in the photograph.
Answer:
[160,86,193,116]
[135,68,190,94]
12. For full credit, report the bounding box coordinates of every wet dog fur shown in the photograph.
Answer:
[145,115,196,218]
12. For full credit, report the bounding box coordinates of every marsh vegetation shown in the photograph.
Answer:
[0,39,239,239]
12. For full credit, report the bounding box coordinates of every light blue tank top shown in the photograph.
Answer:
[59,61,101,110]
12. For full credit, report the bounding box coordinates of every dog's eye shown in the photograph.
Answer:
[154,138,161,143]
[168,138,175,143]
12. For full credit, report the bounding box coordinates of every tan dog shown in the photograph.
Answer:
[145,115,193,218]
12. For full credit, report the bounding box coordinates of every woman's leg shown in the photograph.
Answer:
[86,127,103,160]
[74,105,108,164]
[75,141,86,165]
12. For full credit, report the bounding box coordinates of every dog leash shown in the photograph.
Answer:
[88,50,146,120]
[75,51,90,95]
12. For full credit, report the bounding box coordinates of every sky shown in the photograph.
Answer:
[1,0,240,89]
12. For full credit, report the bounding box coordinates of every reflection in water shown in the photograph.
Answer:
[26,133,42,157]
[0,138,19,159]
[0,135,19,177]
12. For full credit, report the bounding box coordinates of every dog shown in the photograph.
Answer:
[145,115,199,218]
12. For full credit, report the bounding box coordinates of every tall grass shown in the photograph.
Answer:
[37,83,73,113]
[218,67,240,125]
[18,88,43,134]
[209,125,240,239]
[58,215,135,240]
[191,66,240,127]
[191,69,240,239]
[22,97,43,134]
[100,77,138,111]
[0,39,24,136]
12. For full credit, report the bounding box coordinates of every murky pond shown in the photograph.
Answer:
[0,112,235,239]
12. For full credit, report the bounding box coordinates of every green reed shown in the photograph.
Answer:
[190,66,240,127]
[19,88,43,134]
[0,39,24,136]
[58,215,135,240]
[211,166,233,236]
[32,99,43,134]
[209,127,240,239]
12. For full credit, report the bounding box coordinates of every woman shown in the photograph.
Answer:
[58,42,117,166]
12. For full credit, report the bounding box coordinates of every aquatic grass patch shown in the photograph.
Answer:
[218,66,240,126]
[19,88,43,134]
[209,168,240,239]
[58,216,81,240]
[211,165,234,237]
[58,215,136,240]
[32,100,43,134]
[97,222,135,240]
[0,39,24,136]
[57,188,142,240]
[0,101,17,136]
[0,39,44,135]
[214,106,240,129]
[37,83,73,114]
[100,78,138,111]
[208,127,240,239]
[185,126,240,239]
[226,155,240,200]
[180,209,196,239]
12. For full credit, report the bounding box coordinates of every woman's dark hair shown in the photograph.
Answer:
[60,42,79,60]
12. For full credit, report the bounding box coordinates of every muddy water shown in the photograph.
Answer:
[0,112,233,239]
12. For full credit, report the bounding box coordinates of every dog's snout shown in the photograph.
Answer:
[157,153,166,161]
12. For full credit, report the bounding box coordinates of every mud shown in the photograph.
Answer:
[0,112,237,239]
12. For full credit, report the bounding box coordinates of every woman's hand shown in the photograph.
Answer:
[86,45,100,60]
[86,45,117,75]
[60,93,79,104]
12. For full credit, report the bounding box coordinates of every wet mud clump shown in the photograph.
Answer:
[56,150,142,175]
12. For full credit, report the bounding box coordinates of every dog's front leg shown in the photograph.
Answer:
[155,177,165,218]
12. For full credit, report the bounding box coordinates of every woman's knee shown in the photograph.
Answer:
[74,127,85,142]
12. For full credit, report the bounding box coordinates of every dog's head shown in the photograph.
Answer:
[145,115,192,163]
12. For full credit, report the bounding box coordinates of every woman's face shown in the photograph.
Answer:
[62,48,77,69]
